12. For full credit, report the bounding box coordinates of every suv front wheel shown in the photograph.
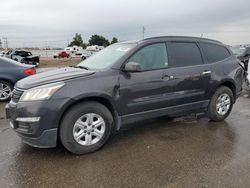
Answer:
[60,102,114,154]
[207,86,234,121]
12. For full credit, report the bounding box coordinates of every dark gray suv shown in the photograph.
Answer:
[6,36,244,154]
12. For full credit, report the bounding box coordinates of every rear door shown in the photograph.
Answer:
[165,41,212,106]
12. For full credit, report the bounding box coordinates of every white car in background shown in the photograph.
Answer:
[81,50,97,60]
[247,63,250,90]
[81,45,104,60]
[0,51,5,56]
[231,46,250,91]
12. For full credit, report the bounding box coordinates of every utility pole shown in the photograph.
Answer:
[0,39,2,49]
[3,37,8,49]
[142,26,146,39]
[45,41,48,58]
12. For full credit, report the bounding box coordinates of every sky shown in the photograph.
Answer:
[1,0,250,48]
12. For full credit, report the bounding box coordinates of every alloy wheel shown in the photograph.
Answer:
[73,113,106,146]
[216,93,231,116]
[0,83,12,101]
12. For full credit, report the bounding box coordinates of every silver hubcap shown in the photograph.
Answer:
[0,83,11,100]
[216,93,231,116]
[73,113,106,146]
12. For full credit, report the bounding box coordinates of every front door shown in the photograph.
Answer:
[119,43,177,116]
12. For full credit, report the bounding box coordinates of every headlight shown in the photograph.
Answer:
[20,82,65,102]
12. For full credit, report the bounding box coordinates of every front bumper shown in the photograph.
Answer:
[13,126,57,148]
[5,98,69,148]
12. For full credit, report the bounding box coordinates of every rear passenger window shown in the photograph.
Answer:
[167,42,203,68]
[200,43,231,63]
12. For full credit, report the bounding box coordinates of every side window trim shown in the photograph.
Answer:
[197,42,210,64]
[124,42,169,72]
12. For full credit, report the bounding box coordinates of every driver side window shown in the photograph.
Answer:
[128,43,168,71]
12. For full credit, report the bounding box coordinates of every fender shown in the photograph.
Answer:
[0,75,15,85]
[56,92,122,131]
[209,78,236,101]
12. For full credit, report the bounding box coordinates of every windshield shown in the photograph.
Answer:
[78,43,137,70]
[230,47,246,56]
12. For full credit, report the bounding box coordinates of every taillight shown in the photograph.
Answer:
[24,68,36,76]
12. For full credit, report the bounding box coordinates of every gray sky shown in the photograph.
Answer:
[1,0,250,48]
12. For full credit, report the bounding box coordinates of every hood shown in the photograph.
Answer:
[16,67,96,89]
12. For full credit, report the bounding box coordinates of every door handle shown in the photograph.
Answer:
[202,70,211,75]
[162,74,174,81]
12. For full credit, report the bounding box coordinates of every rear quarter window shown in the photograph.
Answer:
[200,43,231,63]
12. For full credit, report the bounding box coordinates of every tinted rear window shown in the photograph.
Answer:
[168,42,203,68]
[200,43,231,63]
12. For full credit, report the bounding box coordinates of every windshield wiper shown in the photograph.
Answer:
[70,65,89,70]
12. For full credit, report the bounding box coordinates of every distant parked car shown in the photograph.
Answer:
[81,50,97,60]
[0,51,5,57]
[0,57,36,101]
[5,50,40,66]
[4,50,13,57]
[246,63,250,90]
[231,46,250,91]
[231,46,250,71]
[53,51,70,58]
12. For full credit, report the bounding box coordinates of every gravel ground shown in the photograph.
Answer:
[38,57,81,68]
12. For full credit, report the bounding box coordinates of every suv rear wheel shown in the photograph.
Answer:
[207,86,234,121]
[60,102,114,154]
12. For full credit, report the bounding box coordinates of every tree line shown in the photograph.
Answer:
[68,33,118,49]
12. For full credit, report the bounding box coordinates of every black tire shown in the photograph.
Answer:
[207,86,234,121]
[60,102,114,154]
[0,80,13,102]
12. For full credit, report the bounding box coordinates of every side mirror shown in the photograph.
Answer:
[124,62,142,72]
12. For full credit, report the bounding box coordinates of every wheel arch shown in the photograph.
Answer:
[211,79,236,103]
[57,95,121,141]
[0,78,14,86]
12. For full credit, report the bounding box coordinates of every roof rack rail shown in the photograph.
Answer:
[143,36,222,43]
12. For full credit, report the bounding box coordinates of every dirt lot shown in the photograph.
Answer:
[39,57,81,68]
